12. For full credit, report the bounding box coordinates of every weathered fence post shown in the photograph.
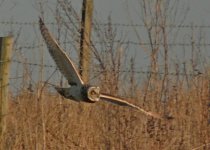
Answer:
[79,0,93,83]
[0,36,13,137]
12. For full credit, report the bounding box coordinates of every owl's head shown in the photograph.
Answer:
[87,86,100,102]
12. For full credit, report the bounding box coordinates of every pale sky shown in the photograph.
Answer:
[0,0,210,24]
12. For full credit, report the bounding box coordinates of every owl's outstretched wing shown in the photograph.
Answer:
[39,18,84,86]
[100,94,161,119]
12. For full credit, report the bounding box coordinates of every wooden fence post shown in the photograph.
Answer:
[79,0,93,83]
[0,36,13,137]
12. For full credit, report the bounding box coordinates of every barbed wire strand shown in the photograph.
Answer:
[12,59,56,68]
[14,41,210,49]
[9,76,24,80]
[1,20,210,28]
[14,44,45,50]
[10,59,202,77]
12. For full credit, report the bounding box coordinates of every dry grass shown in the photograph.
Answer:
[1,74,209,150]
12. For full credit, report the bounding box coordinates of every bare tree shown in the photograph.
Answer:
[131,0,188,107]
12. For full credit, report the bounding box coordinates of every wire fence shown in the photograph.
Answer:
[12,59,56,68]
[1,20,210,94]
[1,20,210,28]
[9,59,204,79]
[14,41,210,49]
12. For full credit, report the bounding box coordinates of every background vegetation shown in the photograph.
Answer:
[0,0,210,149]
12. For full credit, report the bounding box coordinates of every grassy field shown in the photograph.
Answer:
[1,74,209,150]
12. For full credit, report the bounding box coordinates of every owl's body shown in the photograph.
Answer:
[55,86,83,101]
[55,85,100,103]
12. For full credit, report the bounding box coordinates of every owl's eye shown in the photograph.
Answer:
[91,90,96,95]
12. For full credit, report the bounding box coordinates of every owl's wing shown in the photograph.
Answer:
[39,18,84,86]
[100,94,161,119]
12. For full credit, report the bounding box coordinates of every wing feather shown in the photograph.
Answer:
[100,94,161,119]
[39,18,84,86]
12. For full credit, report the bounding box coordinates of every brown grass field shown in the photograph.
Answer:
[1,74,210,150]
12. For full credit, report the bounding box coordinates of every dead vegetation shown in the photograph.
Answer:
[1,72,209,149]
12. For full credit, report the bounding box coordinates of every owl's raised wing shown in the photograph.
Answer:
[100,94,161,119]
[39,18,84,86]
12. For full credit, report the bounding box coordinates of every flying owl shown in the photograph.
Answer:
[39,18,163,119]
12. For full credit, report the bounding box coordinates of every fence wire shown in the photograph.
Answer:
[10,59,202,77]
[14,41,210,48]
[0,20,209,93]
[1,20,210,28]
